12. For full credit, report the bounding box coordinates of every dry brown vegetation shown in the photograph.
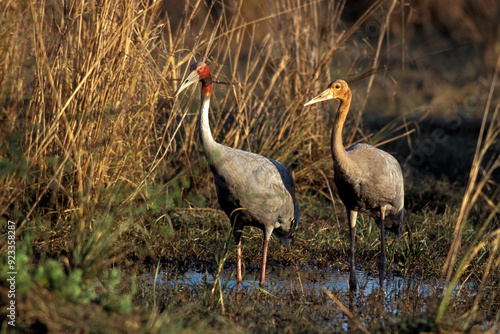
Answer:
[0,0,499,333]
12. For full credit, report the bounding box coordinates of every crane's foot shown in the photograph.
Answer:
[232,280,244,297]
[378,258,386,291]
[349,271,357,293]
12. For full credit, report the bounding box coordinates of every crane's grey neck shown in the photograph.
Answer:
[330,96,354,172]
[198,92,217,153]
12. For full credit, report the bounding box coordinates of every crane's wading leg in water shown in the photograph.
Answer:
[348,209,358,292]
[379,207,387,290]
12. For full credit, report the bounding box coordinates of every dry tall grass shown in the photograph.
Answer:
[1,0,412,230]
[436,57,500,331]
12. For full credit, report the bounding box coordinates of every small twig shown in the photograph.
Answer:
[318,169,340,228]
[374,128,415,148]
[348,0,398,144]
[321,286,371,334]
[213,80,237,86]
[168,77,238,96]
[346,44,472,85]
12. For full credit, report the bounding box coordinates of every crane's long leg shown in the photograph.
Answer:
[348,209,358,292]
[233,227,243,283]
[260,227,273,285]
[260,237,270,285]
[379,207,387,290]
[237,238,243,282]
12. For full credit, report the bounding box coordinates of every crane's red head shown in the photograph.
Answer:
[176,61,213,96]
[304,80,351,107]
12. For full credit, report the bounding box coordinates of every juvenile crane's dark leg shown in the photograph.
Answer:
[379,208,387,290]
[348,210,358,292]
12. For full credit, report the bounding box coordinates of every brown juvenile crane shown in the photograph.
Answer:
[176,61,300,285]
[304,80,404,291]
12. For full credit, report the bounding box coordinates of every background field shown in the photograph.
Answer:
[1,0,499,333]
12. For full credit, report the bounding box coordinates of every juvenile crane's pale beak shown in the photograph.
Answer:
[176,70,200,96]
[304,88,334,106]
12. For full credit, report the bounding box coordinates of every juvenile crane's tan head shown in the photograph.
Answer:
[304,80,351,107]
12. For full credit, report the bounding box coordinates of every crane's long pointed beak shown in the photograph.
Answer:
[175,70,199,96]
[304,88,333,107]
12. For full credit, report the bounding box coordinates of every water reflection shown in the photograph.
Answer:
[140,263,478,331]
[148,263,469,299]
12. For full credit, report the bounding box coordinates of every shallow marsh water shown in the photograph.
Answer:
[138,262,477,331]
[146,264,471,298]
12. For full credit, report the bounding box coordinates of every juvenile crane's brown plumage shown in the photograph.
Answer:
[176,61,300,285]
[304,80,404,291]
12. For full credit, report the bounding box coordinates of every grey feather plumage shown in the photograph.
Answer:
[208,143,299,246]
[338,143,404,236]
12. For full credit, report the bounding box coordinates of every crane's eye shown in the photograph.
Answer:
[335,84,341,89]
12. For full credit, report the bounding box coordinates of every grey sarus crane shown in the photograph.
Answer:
[176,61,300,285]
[304,80,404,291]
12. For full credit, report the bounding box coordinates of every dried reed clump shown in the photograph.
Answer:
[0,1,186,219]
[0,0,417,278]
[1,0,415,226]
[436,57,500,331]
[25,0,165,212]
